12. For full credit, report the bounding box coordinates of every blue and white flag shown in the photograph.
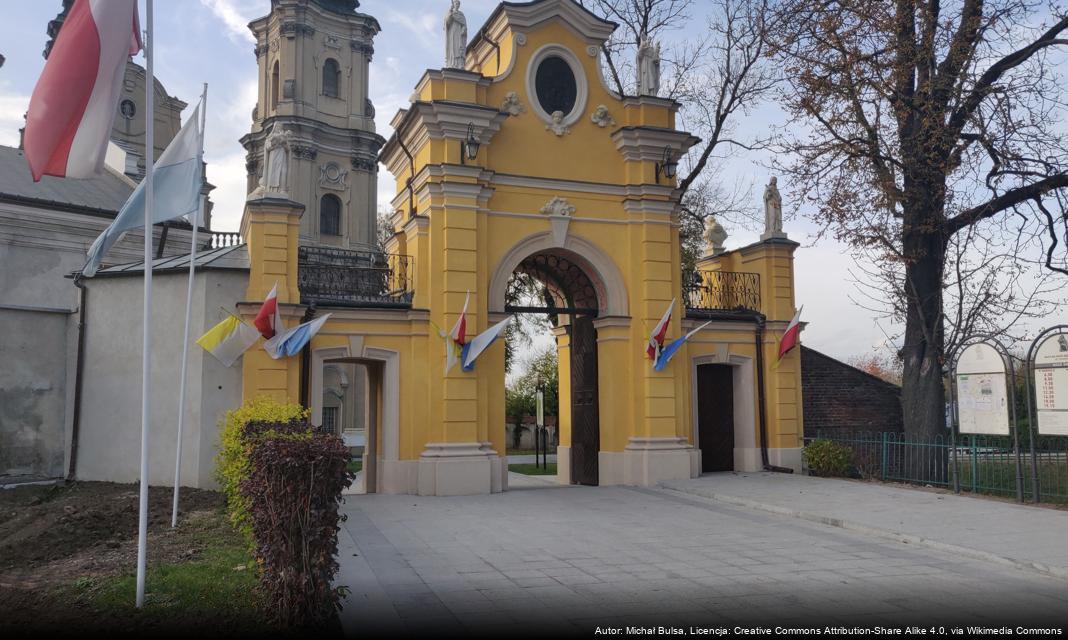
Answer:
[461,316,512,372]
[653,321,712,372]
[265,314,332,359]
[82,101,203,277]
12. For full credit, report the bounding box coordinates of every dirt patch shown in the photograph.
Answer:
[0,481,223,588]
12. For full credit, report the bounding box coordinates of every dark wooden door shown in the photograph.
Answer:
[570,315,600,485]
[697,364,734,472]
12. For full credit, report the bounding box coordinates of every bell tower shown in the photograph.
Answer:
[241,0,384,248]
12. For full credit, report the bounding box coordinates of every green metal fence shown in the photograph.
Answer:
[807,431,1068,504]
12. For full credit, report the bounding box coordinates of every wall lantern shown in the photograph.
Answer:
[655,146,678,182]
[461,122,480,163]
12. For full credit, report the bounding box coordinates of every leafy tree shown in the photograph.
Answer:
[505,347,560,419]
[770,0,1068,437]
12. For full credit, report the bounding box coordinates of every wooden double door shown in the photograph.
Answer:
[696,364,735,472]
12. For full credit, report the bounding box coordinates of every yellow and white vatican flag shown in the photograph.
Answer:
[196,314,260,367]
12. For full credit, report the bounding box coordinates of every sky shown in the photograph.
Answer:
[3,0,1058,363]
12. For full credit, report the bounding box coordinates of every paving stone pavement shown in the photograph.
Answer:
[335,477,1068,637]
[662,472,1068,579]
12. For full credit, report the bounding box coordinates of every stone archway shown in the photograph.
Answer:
[495,237,622,486]
[488,231,629,317]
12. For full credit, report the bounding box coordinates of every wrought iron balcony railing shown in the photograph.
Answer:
[684,270,761,315]
[298,246,414,308]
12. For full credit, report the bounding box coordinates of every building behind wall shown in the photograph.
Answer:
[800,346,903,436]
[62,0,386,488]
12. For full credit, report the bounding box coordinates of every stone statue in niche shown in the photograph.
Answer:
[444,0,467,69]
[590,104,615,128]
[704,216,728,255]
[761,176,786,240]
[637,35,661,96]
[546,110,570,136]
[261,128,293,194]
[502,91,525,116]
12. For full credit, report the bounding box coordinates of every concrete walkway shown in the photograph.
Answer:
[334,477,1067,635]
[662,472,1068,579]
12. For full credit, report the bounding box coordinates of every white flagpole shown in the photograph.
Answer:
[172,83,207,528]
[136,0,155,609]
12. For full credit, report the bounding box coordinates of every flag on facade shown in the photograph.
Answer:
[254,283,283,339]
[461,316,513,371]
[196,314,259,367]
[646,298,676,361]
[778,306,803,360]
[264,314,332,359]
[654,321,712,372]
[441,291,470,374]
[81,102,203,277]
[24,0,141,181]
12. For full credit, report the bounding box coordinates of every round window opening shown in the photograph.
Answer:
[534,56,577,117]
[120,99,136,119]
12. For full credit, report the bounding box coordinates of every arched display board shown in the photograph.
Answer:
[1031,329,1068,435]
[954,342,1012,435]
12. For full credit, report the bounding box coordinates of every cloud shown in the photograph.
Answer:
[198,0,258,44]
[0,93,29,147]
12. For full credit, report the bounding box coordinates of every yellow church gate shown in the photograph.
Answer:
[239,0,804,496]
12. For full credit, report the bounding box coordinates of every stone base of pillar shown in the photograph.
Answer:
[622,437,699,486]
[555,445,572,485]
[416,442,504,496]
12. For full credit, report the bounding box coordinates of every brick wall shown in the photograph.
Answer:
[801,346,903,436]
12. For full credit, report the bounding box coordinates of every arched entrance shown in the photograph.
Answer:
[505,249,601,486]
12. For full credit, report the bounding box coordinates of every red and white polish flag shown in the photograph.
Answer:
[23,0,141,182]
[647,298,676,361]
[777,306,804,360]
[254,283,284,340]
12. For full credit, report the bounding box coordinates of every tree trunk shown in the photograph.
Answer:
[899,194,949,482]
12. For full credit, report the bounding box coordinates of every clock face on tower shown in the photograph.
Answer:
[534,55,577,116]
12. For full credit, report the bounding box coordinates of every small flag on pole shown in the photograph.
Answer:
[81,101,204,277]
[254,283,283,339]
[196,314,259,367]
[654,321,712,372]
[23,0,142,181]
[646,298,675,361]
[461,316,513,371]
[778,306,803,361]
[265,314,332,359]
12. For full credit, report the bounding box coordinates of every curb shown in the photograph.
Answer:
[658,484,1068,582]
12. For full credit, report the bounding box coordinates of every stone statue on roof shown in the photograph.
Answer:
[444,0,467,69]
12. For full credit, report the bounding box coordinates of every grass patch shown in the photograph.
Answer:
[509,463,557,476]
[346,459,363,474]
[507,448,536,455]
[71,516,266,631]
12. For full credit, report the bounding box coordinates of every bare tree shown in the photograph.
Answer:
[770,0,1068,438]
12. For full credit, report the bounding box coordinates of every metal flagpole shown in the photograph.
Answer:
[136,0,155,609]
[172,83,207,528]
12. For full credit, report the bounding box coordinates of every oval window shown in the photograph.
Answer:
[534,56,577,116]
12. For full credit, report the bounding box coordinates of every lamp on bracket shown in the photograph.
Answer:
[461,122,480,164]
[655,146,678,183]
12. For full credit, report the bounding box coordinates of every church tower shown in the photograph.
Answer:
[241,0,384,249]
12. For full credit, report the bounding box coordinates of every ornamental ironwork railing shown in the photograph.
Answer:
[684,270,761,314]
[298,246,414,308]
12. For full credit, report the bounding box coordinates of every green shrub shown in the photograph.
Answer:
[216,396,309,546]
[803,439,854,477]
[242,431,354,627]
